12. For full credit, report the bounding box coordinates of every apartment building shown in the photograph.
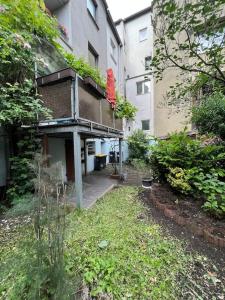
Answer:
[116,7,154,138]
[42,0,124,175]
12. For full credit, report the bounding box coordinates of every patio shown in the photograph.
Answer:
[71,167,119,208]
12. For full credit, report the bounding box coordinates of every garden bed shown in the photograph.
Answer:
[148,183,225,247]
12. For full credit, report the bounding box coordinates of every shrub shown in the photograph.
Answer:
[188,168,225,218]
[150,131,225,217]
[192,92,225,140]
[167,167,192,195]
[127,130,150,161]
[149,131,225,180]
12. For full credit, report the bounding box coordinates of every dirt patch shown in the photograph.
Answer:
[141,186,225,299]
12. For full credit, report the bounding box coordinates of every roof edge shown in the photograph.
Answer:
[101,0,123,46]
[115,6,152,25]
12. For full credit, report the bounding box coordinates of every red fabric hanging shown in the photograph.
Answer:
[106,68,116,109]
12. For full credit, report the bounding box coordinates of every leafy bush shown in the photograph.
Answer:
[127,130,150,161]
[0,0,59,41]
[64,52,106,89]
[167,167,191,195]
[192,92,225,140]
[150,131,225,217]
[115,95,137,120]
[150,131,225,179]
[189,169,225,218]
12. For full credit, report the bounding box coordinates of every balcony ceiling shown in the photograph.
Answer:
[44,0,69,12]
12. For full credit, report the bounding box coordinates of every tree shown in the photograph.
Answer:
[151,0,225,101]
[127,130,150,161]
[192,91,225,139]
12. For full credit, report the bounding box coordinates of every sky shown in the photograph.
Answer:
[106,0,151,21]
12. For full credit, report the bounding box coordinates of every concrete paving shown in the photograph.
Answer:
[71,170,118,209]
[70,164,143,209]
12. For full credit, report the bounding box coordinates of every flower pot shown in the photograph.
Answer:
[142,178,153,189]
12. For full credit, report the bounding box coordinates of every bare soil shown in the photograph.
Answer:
[140,186,225,300]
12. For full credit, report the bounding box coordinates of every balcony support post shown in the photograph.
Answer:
[119,138,123,177]
[73,130,83,208]
[72,74,79,120]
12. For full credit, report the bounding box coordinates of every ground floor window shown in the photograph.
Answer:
[87,141,96,155]
[141,120,150,131]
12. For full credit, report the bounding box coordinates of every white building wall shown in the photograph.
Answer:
[116,10,154,138]
[48,138,67,181]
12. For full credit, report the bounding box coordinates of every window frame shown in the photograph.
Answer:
[139,27,148,42]
[141,120,150,131]
[87,141,96,155]
[87,0,97,21]
[110,38,116,61]
[145,56,152,70]
[136,80,150,95]
[88,43,98,68]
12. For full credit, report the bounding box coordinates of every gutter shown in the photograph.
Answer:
[101,0,123,46]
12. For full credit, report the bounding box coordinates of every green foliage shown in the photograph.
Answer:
[150,131,225,217]
[1,156,73,299]
[167,167,191,195]
[0,80,51,126]
[151,0,225,102]
[127,130,150,161]
[115,95,137,120]
[189,168,225,218]
[64,51,106,89]
[65,187,188,299]
[0,27,35,84]
[192,91,225,139]
[0,0,59,41]
[150,131,225,177]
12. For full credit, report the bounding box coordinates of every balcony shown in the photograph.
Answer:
[44,0,69,11]
[36,68,123,137]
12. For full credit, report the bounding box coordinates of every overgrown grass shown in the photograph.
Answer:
[65,186,189,299]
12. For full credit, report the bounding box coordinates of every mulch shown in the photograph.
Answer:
[141,184,225,300]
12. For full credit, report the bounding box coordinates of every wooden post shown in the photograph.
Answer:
[73,131,83,208]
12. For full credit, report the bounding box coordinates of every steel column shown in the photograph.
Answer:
[73,131,83,208]
[119,138,123,177]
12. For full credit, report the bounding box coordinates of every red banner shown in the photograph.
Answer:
[106,68,116,109]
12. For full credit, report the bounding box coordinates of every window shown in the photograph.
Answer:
[110,38,116,60]
[88,43,98,67]
[145,56,152,70]
[197,28,225,53]
[137,80,150,95]
[139,27,147,42]
[87,141,96,155]
[142,120,150,131]
[87,0,97,20]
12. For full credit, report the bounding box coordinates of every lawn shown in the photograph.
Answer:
[1,186,223,299]
[65,186,188,299]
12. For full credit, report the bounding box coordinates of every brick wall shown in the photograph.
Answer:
[38,80,72,120]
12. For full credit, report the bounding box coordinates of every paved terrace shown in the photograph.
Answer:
[71,164,144,209]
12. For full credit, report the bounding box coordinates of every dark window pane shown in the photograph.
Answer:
[145,56,151,70]
[88,44,98,67]
[142,120,150,131]
[137,82,142,95]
